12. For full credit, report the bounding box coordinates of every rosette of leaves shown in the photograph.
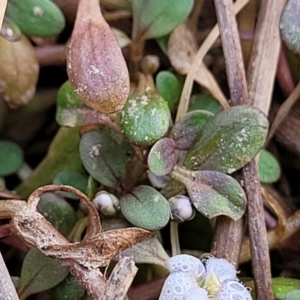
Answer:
[149,106,268,221]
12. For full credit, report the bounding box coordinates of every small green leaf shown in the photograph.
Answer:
[0,140,23,176]
[18,249,68,299]
[56,81,116,128]
[16,128,83,199]
[169,110,213,150]
[52,274,85,300]
[120,185,170,230]
[258,149,281,183]
[280,0,300,53]
[37,192,78,237]
[112,27,131,48]
[185,106,269,173]
[121,92,171,146]
[188,94,223,114]
[6,0,65,37]
[171,166,246,220]
[120,237,170,268]
[156,71,181,112]
[80,127,134,189]
[53,171,88,199]
[131,0,194,40]
[148,138,176,176]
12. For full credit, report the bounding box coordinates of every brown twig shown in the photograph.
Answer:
[210,0,248,265]
[244,0,287,299]
[35,45,66,66]
[0,251,19,300]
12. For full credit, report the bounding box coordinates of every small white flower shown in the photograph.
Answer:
[159,254,252,300]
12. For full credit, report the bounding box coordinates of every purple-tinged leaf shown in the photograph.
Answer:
[148,138,176,176]
[169,110,213,150]
[171,166,246,220]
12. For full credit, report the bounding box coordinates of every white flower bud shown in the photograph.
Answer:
[169,195,195,222]
[93,191,119,216]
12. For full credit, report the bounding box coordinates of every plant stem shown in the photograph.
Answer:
[211,0,248,268]
[170,221,180,256]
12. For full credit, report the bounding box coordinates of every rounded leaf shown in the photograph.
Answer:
[280,0,300,53]
[80,128,134,188]
[156,71,181,112]
[121,93,171,146]
[37,192,78,237]
[169,110,213,150]
[286,290,300,300]
[148,138,176,176]
[185,106,269,173]
[131,0,194,40]
[6,0,65,37]
[53,171,88,199]
[0,140,23,176]
[172,167,246,220]
[258,149,281,183]
[188,94,222,114]
[120,185,170,230]
[0,35,39,108]
[52,274,85,300]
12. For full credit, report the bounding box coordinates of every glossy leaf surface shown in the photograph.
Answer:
[6,0,65,37]
[169,110,213,150]
[18,249,68,299]
[171,166,246,220]
[80,128,134,189]
[120,185,170,230]
[185,106,268,173]
[131,0,194,40]
[148,138,176,176]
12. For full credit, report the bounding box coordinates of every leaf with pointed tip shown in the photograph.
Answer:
[185,106,268,173]
[131,0,194,40]
[171,166,246,220]
[148,138,176,176]
[80,127,134,189]
[169,110,213,150]
[18,249,68,299]
[120,185,170,230]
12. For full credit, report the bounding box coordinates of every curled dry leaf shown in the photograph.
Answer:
[42,228,154,269]
[67,0,130,114]
[0,35,39,108]
[168,24,228,108]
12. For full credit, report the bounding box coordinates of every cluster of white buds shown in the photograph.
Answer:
[159,254,252,300]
